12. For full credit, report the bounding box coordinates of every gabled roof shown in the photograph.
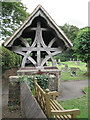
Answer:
[4,4,73,48]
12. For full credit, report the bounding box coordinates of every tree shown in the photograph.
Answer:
[74,27,90,75]
[0,1,29,71]
[1,0,29,41]
[57,24,80,61]
[60,23,79,44]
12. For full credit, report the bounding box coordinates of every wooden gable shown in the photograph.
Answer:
[4,5,73,68]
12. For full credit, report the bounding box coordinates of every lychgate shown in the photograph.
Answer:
[4,5,73,92]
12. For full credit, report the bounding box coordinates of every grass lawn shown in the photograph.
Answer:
[58,86,88,118]
[49,61,88,81]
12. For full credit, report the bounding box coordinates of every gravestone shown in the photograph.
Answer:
[58,59,61,63]
[77,61,80,66]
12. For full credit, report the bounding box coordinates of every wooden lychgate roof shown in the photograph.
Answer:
[4,4,73,48]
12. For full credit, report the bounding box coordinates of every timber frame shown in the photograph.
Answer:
[4,5,73,68]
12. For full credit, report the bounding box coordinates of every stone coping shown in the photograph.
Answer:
[17,67,60,73]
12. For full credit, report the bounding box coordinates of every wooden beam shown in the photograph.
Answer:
[41,28,50,31]
[24,27,50,33]
[19,37,30,47]
[13,49,37,67]
[21,51,30,67]
[41,51,62,66]
[36,21,41,66]
[46,51,55,66]
[51,109,80,116]
[48,37,56,47]
[12,46,61,52]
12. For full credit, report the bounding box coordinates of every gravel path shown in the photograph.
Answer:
[57,80,88,101]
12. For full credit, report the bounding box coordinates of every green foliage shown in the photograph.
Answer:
[1,1,29,41]
[19,74,49,90]
[56,24,80,61]
[74,27,90,62]
[0,46,22,72]
[54,48,76,62]
[60,23,79,43]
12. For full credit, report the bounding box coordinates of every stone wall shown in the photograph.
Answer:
[9,76,47,118]
[9,76,20,107]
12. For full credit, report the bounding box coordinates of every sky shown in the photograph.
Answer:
[22,0,89,29]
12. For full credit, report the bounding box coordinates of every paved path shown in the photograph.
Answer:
[57,80,88,101]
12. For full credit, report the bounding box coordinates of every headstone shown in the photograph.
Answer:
[77,61,80,66]
[52,60,57,67]
[74,61,77,65]
[58,59,61,63]
[65,64,68,68]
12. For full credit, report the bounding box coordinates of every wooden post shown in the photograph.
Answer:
[34,78,37,98]
[56,73,58,91]
[45,89,51,118]
[34,77,37,84]
[71,114,76,119]
[52,94,56,100]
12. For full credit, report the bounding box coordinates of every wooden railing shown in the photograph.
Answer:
[34,78,80,119]
[34,78,58,117]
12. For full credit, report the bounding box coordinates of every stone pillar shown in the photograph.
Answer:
[8,76,20,109]
[49,75,56,91]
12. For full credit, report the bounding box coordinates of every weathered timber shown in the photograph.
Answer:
[25,27,50,33]
[41,51,61,66]
[48,37,56,47]
[4,5,73,68]
[19,37,30,47]
[12,46,62,52]
[12,19,62,67]
[4,5,73,49]
[34,78,80,119]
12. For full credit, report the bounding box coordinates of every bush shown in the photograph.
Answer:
[19,74,49,90]
[0,46,22,72]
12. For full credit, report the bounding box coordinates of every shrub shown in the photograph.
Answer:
[19,74,49,90]
[0,46,22,72]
